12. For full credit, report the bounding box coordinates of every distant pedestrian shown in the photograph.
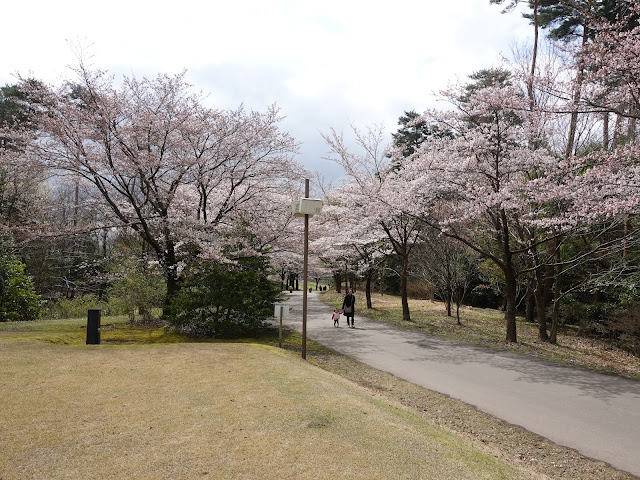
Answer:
[331,308,341,327]
[342,289,355,328]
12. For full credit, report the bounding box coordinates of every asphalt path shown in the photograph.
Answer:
[279,291,640,477]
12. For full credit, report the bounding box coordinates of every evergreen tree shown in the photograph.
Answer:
[391,111,453,168]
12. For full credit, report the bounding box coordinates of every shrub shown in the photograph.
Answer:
[607,302,640,356]
[559,298,621,336]
[107,273,166,323]
[0,257,42,322]
[407,281,435,300]
[42,294,125,320]
[468,283,502,309]
[170,257,282,338]
[585,302,619,335]
[558,298,587,329]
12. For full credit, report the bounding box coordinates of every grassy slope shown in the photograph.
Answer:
[0,319,536,480]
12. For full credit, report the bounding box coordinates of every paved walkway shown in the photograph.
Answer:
[280,291,640,477]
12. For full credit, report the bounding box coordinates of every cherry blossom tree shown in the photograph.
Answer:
[581,3,640,128]
[392,80,563,342]
[21,63,302,311]
[322,124,422,321]
[0,132,48,231]
[314,182,389,308]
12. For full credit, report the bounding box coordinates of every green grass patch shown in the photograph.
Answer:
[0,315,189,345]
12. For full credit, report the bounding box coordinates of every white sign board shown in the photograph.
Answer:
[292,198,323,217]
[274,303,290,318]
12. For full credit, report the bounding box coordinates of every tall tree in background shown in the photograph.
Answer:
[0,81,46,226]
[1,84,31,132]
[582,2,640,131]
[536,0,591,158]
[528,1,634,156]
[490,0,540,107]
[391,111,452,159]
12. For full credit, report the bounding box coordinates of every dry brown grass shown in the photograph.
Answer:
[322,290,640,379]
[0,327,539,480]
[3,302,638,480]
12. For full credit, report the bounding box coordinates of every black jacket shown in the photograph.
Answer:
[342,294,355,315]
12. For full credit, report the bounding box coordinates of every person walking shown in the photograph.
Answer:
[342,289,356,328]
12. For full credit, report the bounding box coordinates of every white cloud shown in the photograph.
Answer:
[1,0,533,179]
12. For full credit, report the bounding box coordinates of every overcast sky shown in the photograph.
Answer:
[2,0,533,180]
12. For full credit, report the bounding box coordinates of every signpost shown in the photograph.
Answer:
[274,303,289,348]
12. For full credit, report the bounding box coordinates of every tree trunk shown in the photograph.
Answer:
[504,266,518,343]
[627,100,637,141]
[613,109,624,147]
[603,111,610,151]
[564,26,588,160]
[163,267,180,318]
[401,254,411,321]
[344,267,348,293]
[365,273,372,309]
[550,302,560,345]
[102,229,108,258]
[549,244,563,345]
[527,0,539,109]
[534,252,549,341]
[525,277,535,324]
[550,276,560,343]
[535,285,549,342]
[334,273,342,293]
[160,236,181,318]
[455,286,463,326]
[543,237,556,312]
[138,304,150,323]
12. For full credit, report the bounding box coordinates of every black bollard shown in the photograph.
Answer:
[86,309,101,345]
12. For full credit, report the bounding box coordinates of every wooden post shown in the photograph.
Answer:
[279,307,283,349]
[302,179,310,360]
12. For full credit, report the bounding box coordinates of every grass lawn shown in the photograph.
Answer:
[0,317,538,480]
[321,290,640,380]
